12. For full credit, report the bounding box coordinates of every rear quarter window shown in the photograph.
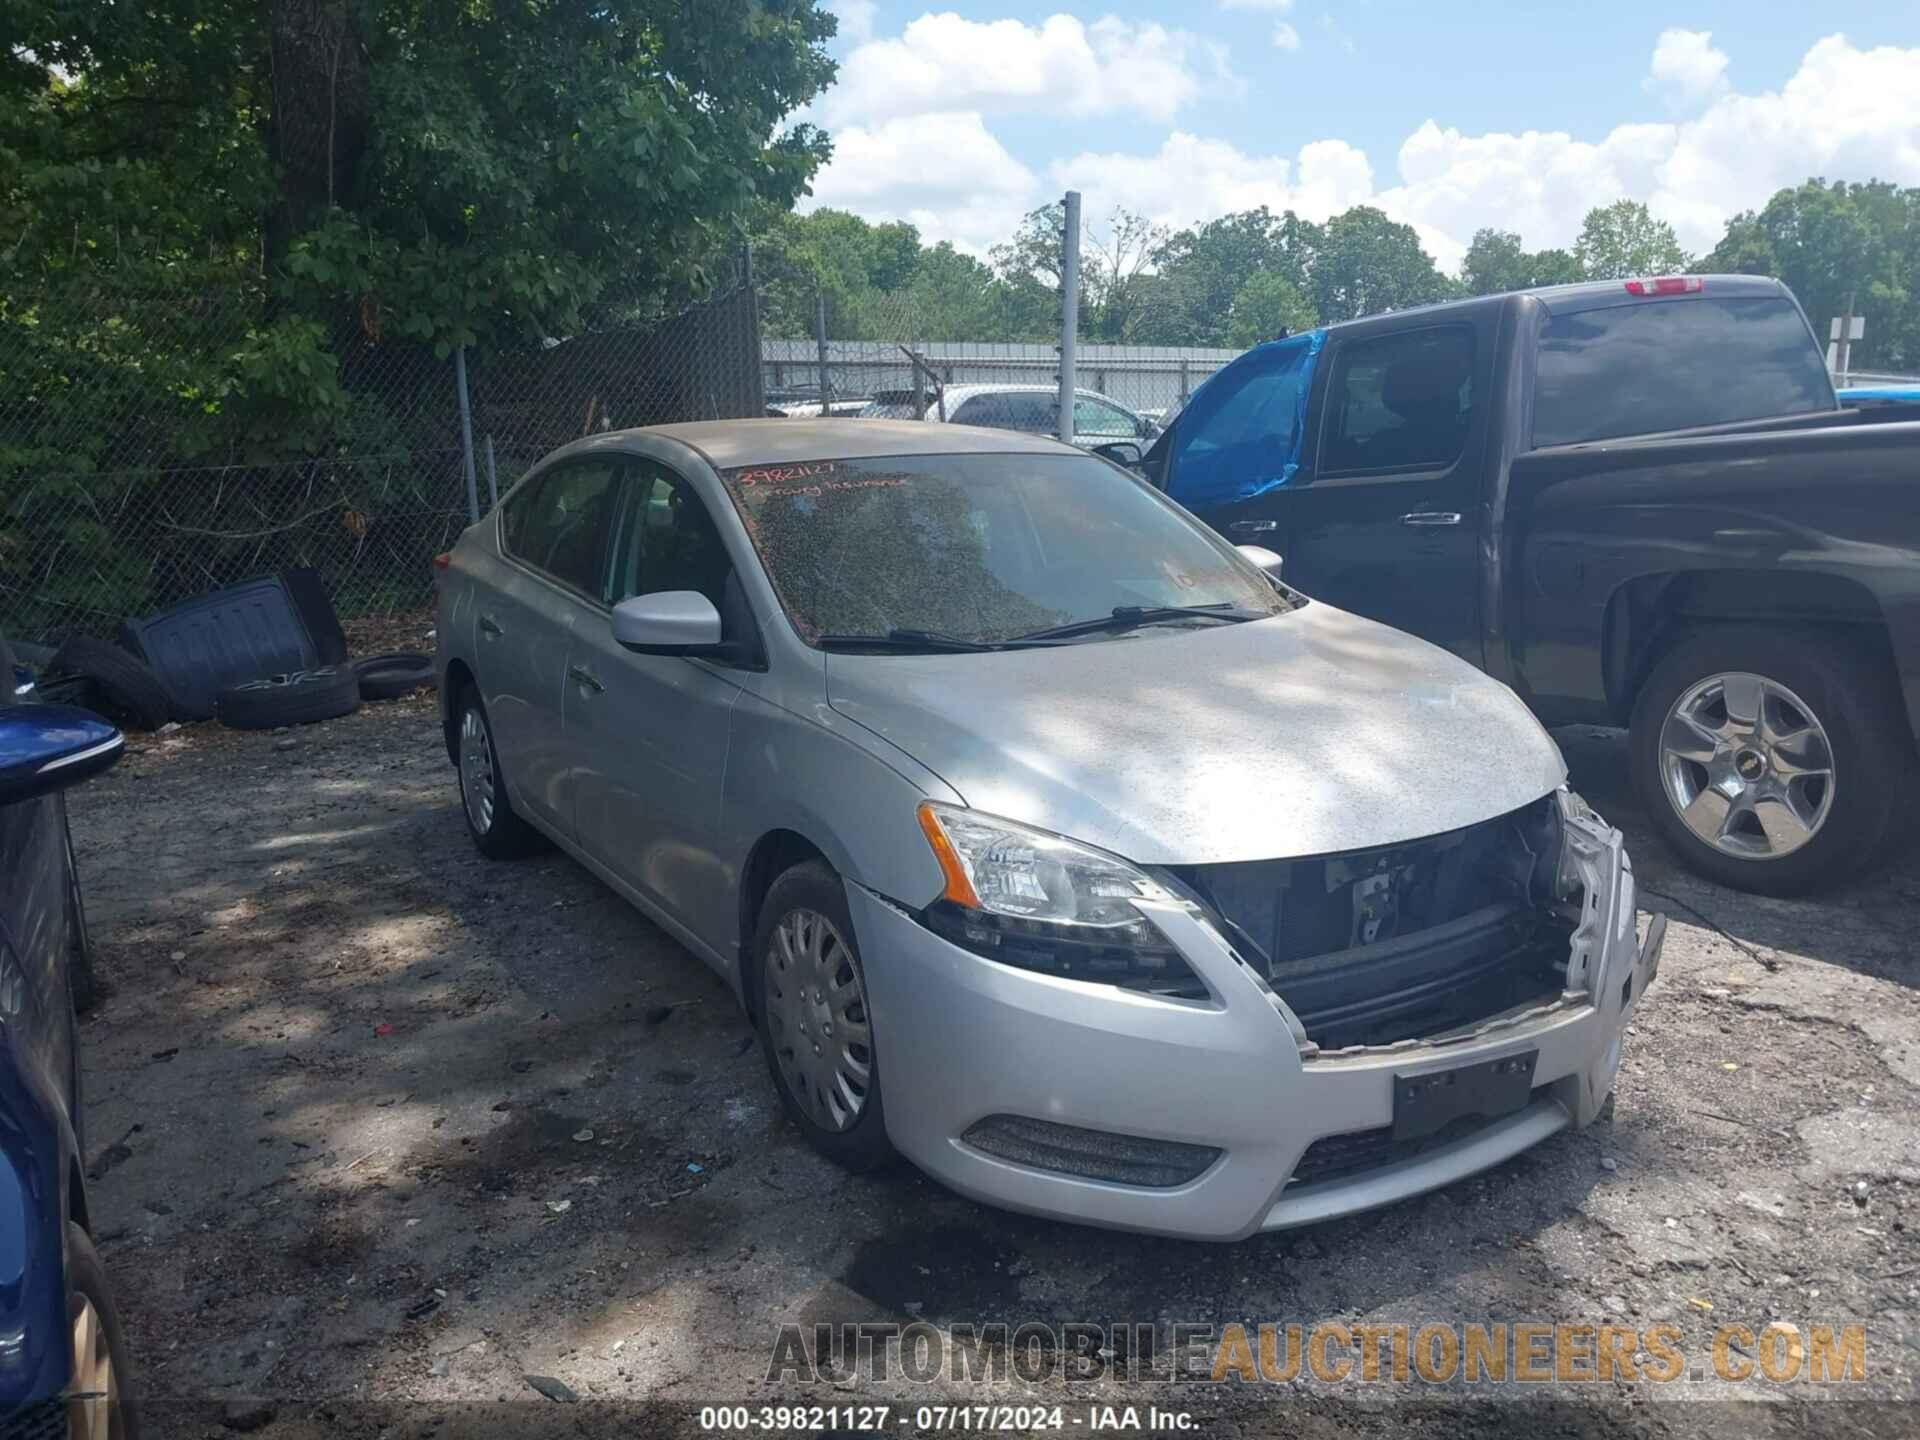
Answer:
[1533,295,1834,447]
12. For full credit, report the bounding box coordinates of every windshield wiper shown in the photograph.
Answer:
[816,629,1003,653]
[1008,603,1259,644]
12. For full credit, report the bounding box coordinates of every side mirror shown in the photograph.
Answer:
[0,705,123,807]
[1092,441,1144,470]
[1235,544,1284,577]
[612,591,725,656]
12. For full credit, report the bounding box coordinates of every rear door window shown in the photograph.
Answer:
[501,459,621,596]
[1533,295,1834,447]
[954,392,1056,432]
[1321,326,1475,474]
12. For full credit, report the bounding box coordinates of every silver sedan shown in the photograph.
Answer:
[434,420,1663,1240]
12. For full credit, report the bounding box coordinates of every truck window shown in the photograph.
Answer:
[1322,326,1475,473]
[1533,295,1834,447]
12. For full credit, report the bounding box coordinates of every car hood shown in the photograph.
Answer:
[824,603,1566,865]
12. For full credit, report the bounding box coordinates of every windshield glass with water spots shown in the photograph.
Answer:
[718,452,1293,646]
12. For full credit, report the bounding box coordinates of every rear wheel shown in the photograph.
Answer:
[750,862,895,1172]
[456,690,544,859]
[1629,627,1910,894]
[66,1222,139,1440]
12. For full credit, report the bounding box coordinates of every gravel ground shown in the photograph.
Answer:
[63,663,1918,1438]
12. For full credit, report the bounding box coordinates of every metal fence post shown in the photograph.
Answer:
[484,433,499,509]
[454,345,480,524]
[1179,358,1191,403]
[815,290,832,412]
[1058,191,1081,446]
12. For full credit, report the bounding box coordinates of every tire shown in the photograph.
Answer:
[1629,626,1912,895]
[66,1221,141,1440]
[352,652,434,702]
[454,689,544,859]
[749,861,895,1173]
[213,667,361,730]
[47,636,172,732]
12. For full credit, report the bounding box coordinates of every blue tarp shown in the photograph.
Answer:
[1166,329,1326,511]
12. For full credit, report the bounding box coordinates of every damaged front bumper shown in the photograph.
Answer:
[855,800,1663,1241]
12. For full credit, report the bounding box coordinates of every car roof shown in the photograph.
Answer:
[629,418,1082,468]
[939,383,1125,407]
[1316,273,1788,331]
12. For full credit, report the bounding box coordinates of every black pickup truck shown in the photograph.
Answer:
[1124,275,1919,895]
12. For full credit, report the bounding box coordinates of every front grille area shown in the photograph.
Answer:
[1172,797,1572,1049]
[1286,1089,1549,1189]
[961,1114,1223,1188]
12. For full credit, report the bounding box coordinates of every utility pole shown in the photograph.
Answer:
[815,289,832,412]
[1057,190,1081,447]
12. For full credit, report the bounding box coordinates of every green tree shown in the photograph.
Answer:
[1460,229,1584,295]
[1703,179,1919,372]
[1572,200,1690,280]
[5,0,838,354]
[1134,207,1317,345]
[1226,272,1316,346]
[1309,206,1455,323]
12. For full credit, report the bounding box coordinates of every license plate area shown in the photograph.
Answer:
[1392,1050,1537,1141]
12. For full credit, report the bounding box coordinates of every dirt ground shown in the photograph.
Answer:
[64,638,1918,1437]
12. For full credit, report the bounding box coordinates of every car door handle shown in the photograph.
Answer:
[478,614,505,638]
[1399,511,1462,527]
[567,664,604,694]
[1229,520,1279,535]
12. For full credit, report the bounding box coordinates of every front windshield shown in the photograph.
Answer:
[719,452,1295,646]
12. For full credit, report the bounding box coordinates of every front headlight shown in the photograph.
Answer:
[915,802,1198,991]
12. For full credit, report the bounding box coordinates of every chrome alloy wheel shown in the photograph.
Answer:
[67,1293,117,1440]
[459,704,497,835]
[764,908,873,1132]
[1659,670,1835,860]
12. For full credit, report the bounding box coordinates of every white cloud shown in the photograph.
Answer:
[810,25,1920,281]
[1272,22,1301,52]
[822,13,1234,128]
[1372,34,1920,268]
[1645,28,1729,109]
[804,111,1038,256]
[1051,133,1374,231]
[826,0,877,48]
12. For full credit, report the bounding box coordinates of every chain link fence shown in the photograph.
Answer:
[762,285,1241,438]
[0,261,765,645]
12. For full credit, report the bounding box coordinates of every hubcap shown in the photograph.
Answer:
[1659,671,1834,860]
[459,705,496,835]
[763,908,873,1132]
[68,1294,116,1440]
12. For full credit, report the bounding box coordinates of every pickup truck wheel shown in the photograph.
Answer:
[1629,628,1907,895]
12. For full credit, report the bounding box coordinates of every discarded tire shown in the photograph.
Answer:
[214,667,361,730]
[352,652,434,702]
[48,634,174,731]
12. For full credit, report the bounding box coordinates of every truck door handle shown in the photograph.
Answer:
[478,614,505,638]
[567,664,604,694]
[1399,511,1462,527]
[1229,520,1279,535]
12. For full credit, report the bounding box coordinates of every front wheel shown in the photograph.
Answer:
[455,691,544,859]
[67,1222,140,1440]
[750,862,896,1172]
[1629,627,1910,895]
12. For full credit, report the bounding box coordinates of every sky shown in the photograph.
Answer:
[797,2,1920,271]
